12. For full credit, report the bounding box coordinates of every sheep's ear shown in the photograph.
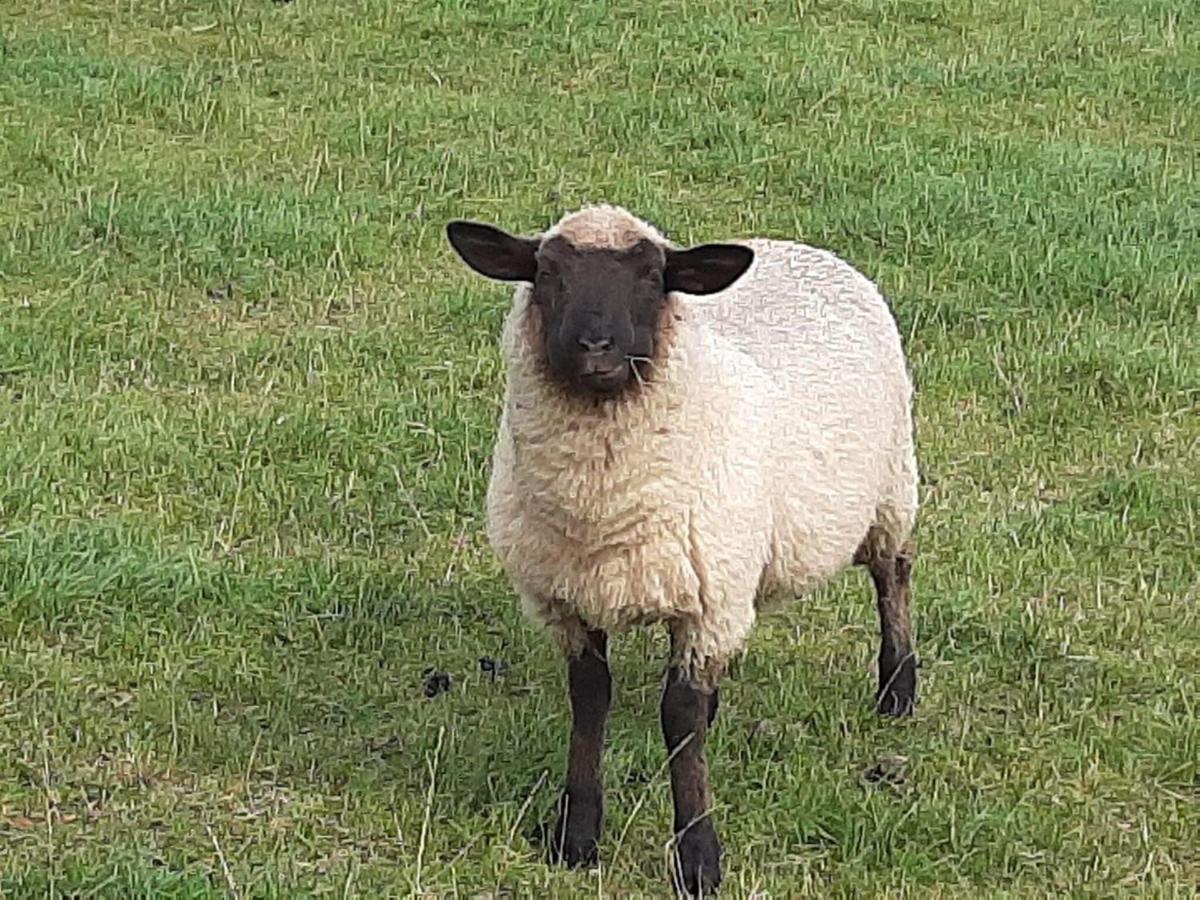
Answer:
[446,220,540,282]
[664,243,754,295]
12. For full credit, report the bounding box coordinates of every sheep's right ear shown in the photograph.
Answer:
[446,220,540,282]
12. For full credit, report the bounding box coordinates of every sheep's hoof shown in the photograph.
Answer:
[876,656,917,717]
[547,826,599,868]
[545,796,602,869]
[670,819,723,897]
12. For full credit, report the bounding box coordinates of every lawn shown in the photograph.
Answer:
[1,0,1198,896]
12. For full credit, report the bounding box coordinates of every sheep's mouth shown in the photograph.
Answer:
[543,352,653,400]
[577,365,628,394]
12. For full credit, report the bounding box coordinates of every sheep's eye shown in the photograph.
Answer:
[532,271,560,305]
[637,267,663,289]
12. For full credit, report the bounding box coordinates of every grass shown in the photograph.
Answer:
[1,0,1198,895]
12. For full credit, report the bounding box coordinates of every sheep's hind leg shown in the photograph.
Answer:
[860,541,917,716]
[661,632,723,897]
[549,627,611,868]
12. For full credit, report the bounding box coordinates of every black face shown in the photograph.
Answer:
[532,236,664,396]
[446,218,754,399]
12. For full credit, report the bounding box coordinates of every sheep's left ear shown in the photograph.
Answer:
[446,220,540,282]
[664,243,754,295]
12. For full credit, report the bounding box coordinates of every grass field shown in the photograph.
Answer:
[2,0,1198,896]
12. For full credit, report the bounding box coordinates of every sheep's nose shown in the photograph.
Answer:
[578,336,614,353]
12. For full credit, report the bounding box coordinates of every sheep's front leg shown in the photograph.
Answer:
[550,627,610,868]
[661,662,723,896]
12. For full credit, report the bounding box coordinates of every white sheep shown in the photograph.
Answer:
[447,204,919,897]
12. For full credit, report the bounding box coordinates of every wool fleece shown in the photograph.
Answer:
[485,206,917,685]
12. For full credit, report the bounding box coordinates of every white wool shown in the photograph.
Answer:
[543,203,667,250]
[485,208,917,685]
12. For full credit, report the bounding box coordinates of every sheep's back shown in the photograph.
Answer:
[689,239,904,391]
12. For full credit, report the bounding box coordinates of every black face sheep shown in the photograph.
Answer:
[446,205,919,896]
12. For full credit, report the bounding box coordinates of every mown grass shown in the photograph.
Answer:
[1,0,1197,896]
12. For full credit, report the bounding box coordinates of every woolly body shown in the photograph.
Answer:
[485,207,917,682]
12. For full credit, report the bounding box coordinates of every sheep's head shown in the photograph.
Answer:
[446,206,754,399]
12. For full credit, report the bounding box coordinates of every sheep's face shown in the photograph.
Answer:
[446,217,754,399]
[533,236,664,397]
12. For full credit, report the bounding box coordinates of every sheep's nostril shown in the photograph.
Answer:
[578,337,614,353]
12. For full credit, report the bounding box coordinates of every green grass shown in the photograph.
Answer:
[1,0,1198,895]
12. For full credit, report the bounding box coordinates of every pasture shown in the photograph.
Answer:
[1,0,1197,895]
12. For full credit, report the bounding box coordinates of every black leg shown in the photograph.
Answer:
[549,628,611,867]
[868,544,917,716]
[661,664,722,896]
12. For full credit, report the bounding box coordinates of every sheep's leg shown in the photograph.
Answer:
[661,660,723,896]
[549,627,610,868]
[868,543,917,716]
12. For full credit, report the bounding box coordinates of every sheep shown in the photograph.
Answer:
[446,204,919,896]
